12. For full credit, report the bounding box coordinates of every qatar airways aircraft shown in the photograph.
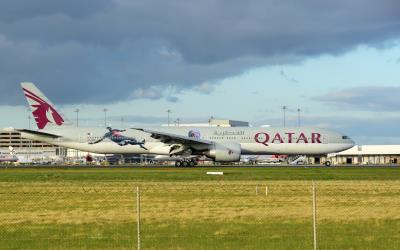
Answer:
[9,82,355,166]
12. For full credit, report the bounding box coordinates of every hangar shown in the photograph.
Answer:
[327,145,400,165]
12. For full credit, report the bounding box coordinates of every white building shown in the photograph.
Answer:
[162,119,250,127]
[327,145,400,165]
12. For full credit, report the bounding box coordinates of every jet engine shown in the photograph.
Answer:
[205,143,241,162]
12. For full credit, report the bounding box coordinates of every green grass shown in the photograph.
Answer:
[0,167,399,249]
[0,166,399,182]
[318,220,400,250]
[0,223,136,250]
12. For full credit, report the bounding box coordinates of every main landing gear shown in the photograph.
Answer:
[175,159,197,167]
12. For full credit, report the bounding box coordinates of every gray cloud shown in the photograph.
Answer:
[313,86,400,111]
[131,86,164,100]
[279,70,299,84]
[193,82,215,94]
[166,96,179,103]
[0,0,112,22]
[0,0,400,105]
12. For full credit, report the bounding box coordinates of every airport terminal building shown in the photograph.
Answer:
[0,130,67,161]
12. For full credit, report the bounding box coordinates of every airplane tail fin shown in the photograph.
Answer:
[21,82,71,130]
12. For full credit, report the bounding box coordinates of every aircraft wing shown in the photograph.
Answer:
[131,128,213,146]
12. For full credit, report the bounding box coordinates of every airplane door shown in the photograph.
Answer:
[322,134,328,144]
[79,134,85,143]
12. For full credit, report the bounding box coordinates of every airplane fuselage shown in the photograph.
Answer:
[20,126,355,156]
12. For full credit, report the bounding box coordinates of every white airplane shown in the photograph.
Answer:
[242,155,288,164]
[0,146,19,163]
[10,82,355,166]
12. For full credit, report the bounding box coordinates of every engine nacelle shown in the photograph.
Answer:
[206,143,241,162]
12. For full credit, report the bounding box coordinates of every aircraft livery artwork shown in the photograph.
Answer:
[90,127,147,150]
[188,129,201,139]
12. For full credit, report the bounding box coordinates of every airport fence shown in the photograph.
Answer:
[0,181,399,249]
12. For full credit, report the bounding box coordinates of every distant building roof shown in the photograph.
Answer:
[211,119,249,127]
[162,119,250,127]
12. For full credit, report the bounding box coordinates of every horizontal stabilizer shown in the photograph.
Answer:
[16,129,61,138]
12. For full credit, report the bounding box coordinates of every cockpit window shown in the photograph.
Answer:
[342,136,350,140]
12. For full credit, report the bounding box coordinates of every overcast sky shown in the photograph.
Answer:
[1,0,400,144]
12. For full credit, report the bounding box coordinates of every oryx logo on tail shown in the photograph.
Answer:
[22,84,64,129]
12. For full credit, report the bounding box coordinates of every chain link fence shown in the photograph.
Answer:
[0,181,399,249]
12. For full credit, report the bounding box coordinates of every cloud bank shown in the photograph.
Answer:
[0,0,399,105]
[314,86,400,111]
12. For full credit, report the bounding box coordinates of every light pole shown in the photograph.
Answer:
[175,118,180,127]
[28,115,31,160]
[209,116,214,127]
[74,108,80,161]
[297,108,301,127]
[75,108,80,127]
[282,106,287,128]
[103,108,108,127]
[28,115,31,130]
[167,109,171,126]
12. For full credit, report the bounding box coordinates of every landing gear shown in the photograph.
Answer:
[174,159,197,167]
[325,161,331,167]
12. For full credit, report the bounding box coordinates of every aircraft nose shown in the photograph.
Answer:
[341,135,355,150]
[347,138,356,149]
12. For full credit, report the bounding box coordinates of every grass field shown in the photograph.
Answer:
[0,167,399,249]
